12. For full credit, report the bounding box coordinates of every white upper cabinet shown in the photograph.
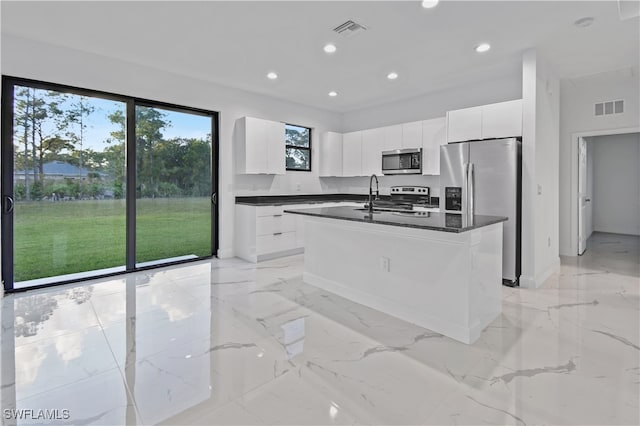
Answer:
[446,106,483,143]
[361,127,385,176]
[446,100,523,143]
[421,117,446,175]
[481,99,523,139]
[265,119,286,174]
[236,117,285,174]
[319,132,343,177]
[342,131,363,176]
[383,125,403,150]
[401,121,423,149]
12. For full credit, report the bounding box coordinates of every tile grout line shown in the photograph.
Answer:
[89,299,146,425]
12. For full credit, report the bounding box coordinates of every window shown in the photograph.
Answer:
[1,76,219,290]
[285,124,311,171]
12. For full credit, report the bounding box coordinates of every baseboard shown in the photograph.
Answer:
[520,257,560,289]
[519,275,536,288]
[257,247,304,262]
[536,257,560,287]
[216,248,234,259]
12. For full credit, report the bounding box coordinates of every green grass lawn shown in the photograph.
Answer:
[14,197,211,282]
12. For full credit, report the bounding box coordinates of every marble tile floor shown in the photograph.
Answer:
[0,231,638,425]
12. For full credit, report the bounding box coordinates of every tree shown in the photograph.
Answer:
[14,87,34,199]
[285,126,310,170]
[64,95,96,175]
[13,87,68,199]
[154,137,211,197]
[109,107,171,197]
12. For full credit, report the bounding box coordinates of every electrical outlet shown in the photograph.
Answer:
[380,257,390,272]
[296,183,301,191]
[548,237,551,247]
[537,184,542,195]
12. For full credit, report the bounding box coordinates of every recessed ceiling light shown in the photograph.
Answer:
[574,17,595,28]
[323,43,337,53]
[266,72,278,80]
[328,91,338,97]
[387,72,399,80]
[475,43,491,53]
[421,0,439,8]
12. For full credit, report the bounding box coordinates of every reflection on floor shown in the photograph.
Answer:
[0,231,638,425]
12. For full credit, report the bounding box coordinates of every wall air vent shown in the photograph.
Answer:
[594,100,624,116]
[333,20,368,38]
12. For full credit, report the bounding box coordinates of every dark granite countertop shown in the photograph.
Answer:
[283,206,506,233]
[236,194,439,208]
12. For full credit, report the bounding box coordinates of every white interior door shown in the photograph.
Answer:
[578,137,589,255]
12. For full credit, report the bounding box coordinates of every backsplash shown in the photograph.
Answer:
[233,173,440,197]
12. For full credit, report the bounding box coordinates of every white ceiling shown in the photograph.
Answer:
[2,1,638,113]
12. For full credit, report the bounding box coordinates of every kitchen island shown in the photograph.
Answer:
[284,207,507,344]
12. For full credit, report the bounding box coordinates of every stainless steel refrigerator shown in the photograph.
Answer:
[439,138,521,286]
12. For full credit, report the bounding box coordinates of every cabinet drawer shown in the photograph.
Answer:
[257,231,297,255]
[255,205,284,217]
[256,214,296,235]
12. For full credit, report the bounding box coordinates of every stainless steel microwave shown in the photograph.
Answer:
[382,148,422,175]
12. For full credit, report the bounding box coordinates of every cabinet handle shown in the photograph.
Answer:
[273,232,282,236]
[273,214,283,217]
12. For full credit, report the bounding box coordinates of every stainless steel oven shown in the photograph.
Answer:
[382,148,422,175]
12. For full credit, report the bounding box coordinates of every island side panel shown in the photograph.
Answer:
[467,223,503,343]
[301,216,501,343]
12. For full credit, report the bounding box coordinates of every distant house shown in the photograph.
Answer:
[14,161,92,181]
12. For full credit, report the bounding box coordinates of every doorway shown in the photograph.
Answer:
[576,131,640,255]
[1,77,219,291]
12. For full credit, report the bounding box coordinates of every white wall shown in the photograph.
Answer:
[341,70,522,132]
[520,49,560,289]
[590,133,640,236]
[1,34,343,258]
[559,67,640,255]
[533,52,561,287]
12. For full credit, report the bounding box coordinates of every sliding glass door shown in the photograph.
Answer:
[1,77,218,291]
[134,105,213,266]
[5,85,127,288]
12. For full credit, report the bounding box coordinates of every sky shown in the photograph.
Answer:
[15,87,212,153]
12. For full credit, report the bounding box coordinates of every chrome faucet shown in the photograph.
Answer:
[368,174,379,213]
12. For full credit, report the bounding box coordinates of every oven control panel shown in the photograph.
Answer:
[391,186,430,195]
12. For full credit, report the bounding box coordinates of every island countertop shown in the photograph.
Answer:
[236,193,439,208]
[284,206,506,233]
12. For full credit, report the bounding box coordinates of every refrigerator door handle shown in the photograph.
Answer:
[467,163,475,220]
[462,163,469,217]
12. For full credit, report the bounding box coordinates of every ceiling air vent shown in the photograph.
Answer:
[333,20,368,38]
[595,100,624,116]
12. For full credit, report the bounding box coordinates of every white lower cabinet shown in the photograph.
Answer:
[257,232,296,256]
[235,202,364,262]
[235,204,300,262]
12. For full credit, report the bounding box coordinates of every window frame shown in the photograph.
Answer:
[1,75,220,292]
[285,123,312,172]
